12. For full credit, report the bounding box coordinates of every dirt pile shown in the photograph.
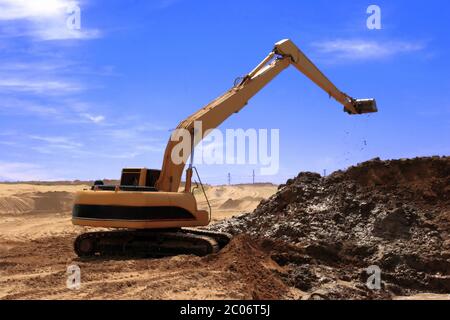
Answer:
[202,235,293,299]
[211,156,450,299]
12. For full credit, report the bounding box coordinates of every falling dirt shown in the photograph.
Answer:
[211,156,450,299]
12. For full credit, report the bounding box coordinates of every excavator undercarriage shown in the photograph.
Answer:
[74,228,231,258]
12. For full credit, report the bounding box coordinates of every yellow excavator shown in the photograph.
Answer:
[72,39,377,257]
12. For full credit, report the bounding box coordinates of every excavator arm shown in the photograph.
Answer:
[274,39,376,115]
[155,39,377,192]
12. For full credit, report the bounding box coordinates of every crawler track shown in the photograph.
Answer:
[181,228,232,249]
[74,229,231,258]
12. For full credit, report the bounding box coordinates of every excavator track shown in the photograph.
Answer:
[74,229,231,258]
[181,228,232,249]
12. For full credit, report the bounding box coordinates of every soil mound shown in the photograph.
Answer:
[202,235,292,299]
[211,156,450,299]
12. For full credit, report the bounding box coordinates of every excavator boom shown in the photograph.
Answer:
[156,39,377,192]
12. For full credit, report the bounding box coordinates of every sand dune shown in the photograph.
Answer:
[0,184,86,214]
[195,184,277,222]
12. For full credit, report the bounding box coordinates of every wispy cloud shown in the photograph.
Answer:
[0,78,83,94]
[81,113,105,123]
[311,39,425,62]
[100,124,170,140]
[0,97,59,116]
[29,135,83,149]
[0,0,100,41]
[0,97,108,125]
[37,24,100,41]
[0,60,118,77]
[0,61,71,72]
[0,161,55,181]
[18,124,166,160]
[0,0,68,20]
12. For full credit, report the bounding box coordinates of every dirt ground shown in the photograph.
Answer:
[1,157,449,300]
[0,183,283,299]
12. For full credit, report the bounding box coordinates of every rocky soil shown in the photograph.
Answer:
[211,156,450,299]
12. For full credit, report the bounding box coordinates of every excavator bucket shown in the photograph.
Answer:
[352,99,378,114]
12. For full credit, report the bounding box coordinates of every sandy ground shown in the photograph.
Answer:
[2,178,448,300]
[196,184,277,223]
[0,183,279,299]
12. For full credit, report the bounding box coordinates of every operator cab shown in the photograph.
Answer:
[91,168,161,192]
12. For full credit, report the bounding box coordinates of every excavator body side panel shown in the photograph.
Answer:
[72,190,209,229]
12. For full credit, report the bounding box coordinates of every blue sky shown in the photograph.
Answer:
[0,0,449,183]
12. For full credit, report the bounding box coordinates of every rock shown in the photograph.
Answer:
[372,208,414,239]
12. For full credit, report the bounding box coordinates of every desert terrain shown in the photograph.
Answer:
[0,182,284,299]
[1,157,449,300]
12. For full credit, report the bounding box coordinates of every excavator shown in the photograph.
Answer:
[72,39,377,257]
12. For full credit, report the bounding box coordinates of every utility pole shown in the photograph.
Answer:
[323,169,327,177]
[228,173,231,185]
[252,170,255,184]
